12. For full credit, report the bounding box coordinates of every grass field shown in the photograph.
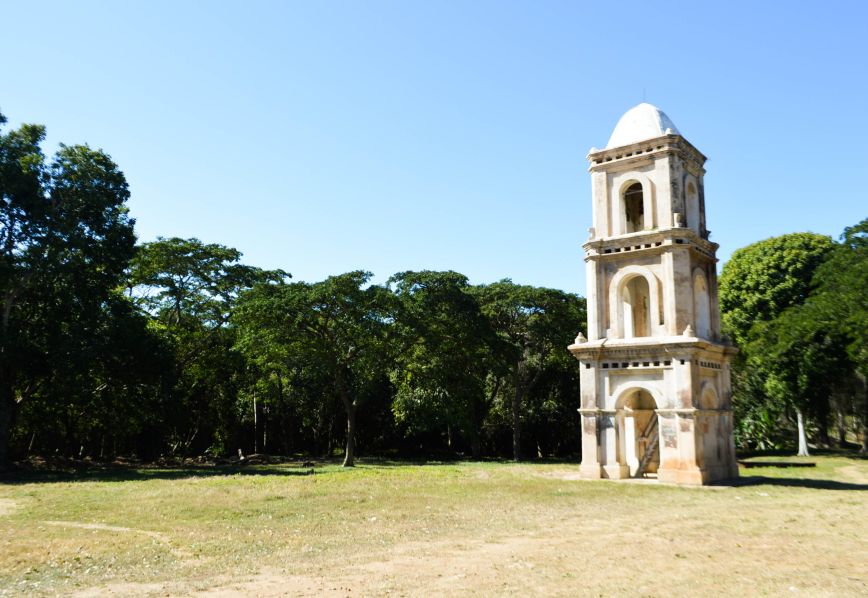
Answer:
[1,454,866,597]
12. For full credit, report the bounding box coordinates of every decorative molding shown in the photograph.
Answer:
[587,134,707,173]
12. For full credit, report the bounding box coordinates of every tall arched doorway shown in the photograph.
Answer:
[616,388,659,477]
[622,276,651,338]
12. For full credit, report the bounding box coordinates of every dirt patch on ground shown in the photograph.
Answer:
[196,569,332,597]
[193,518,867,597]
[71,582,168,597]
[531,468,584,481]
[65,535,580,597]
[838,464,868,484]
[195,535,559,597]
[65,519,868,598]
[44,521,193,559]
[0,498,17,516]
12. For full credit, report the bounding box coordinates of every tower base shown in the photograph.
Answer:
[570,337,739,487]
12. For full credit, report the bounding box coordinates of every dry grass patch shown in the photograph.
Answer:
[1,455,866,596]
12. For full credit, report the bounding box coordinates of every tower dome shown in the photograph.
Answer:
[606,103,680,149]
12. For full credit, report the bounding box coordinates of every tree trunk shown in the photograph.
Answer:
[470,432,481,460]
[862,381,868,455]
[816,409,830,448]
[512,381,523,462]
[325,414,335,459]
[335,366,357,467]
[837,406,847,448]
[262,406,268,454]
[468,376,499,461]
[276,371,287,454]
[796,408,810,457]
[253,390,260,454]
[0,377,17,471]
[1,293,18,470]
[343,399,356,467]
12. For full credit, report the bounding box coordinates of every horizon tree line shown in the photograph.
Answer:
[1,112,864,470]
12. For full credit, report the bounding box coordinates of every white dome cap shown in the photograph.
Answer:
[606,103,680,149]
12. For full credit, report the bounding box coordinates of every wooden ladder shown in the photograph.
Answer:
[635,416,659,478]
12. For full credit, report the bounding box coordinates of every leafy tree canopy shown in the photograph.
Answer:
[236,271,391,466]
[473,280,585,460]
[130,237,287,327]
[719,232,834,347]
[807,219,868,378]
[388,271,498,455]
[0,112,136,467]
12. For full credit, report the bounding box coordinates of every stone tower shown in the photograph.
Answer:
[568,103,738,485]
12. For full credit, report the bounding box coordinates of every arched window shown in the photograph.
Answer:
[693,271,710,339]
[622,276,651,337]
[623,183,644,233]
[686,181,700,232]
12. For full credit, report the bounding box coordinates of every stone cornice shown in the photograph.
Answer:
[582,227,719,261]
[587,134,707,173]
[568,336,738,360]
[579,407,733,416]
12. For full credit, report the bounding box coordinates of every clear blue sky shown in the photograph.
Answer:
[2,1,866,295]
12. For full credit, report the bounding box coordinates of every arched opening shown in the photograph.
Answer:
[686,181,700,232]
[700,385,719,410]
[616,389,659,477]
[693,271,711,339]
[622,276,651,338]
[609,266,662,339]
[623,182,645,233]
[699,385,721,469]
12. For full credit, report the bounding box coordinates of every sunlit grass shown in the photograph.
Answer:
[1,455,866,596]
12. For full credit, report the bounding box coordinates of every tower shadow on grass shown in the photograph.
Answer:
[723,476,867,491]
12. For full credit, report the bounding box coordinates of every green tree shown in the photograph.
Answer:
[129,237,285,456]
[719,232,834,347]
[521,342,584,458]
[796,219,868,452]
[15,292,172,459]
[473,281,585,460]
[388,271,498,458]
[809,221,868,380]
[719,232,835,453]
[236,271,390,466]
[235,283,340,457]
[0,114,136,468]
[130,237,285,327]
[746,311,853,456]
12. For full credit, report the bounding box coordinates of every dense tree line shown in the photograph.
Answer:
[0,114,586,467]
[2,114,864,469]
[719,224,868,454]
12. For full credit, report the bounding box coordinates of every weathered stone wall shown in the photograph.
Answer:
[571,106,738,485]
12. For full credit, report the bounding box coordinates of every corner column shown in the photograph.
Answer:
[579,409,602,478]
